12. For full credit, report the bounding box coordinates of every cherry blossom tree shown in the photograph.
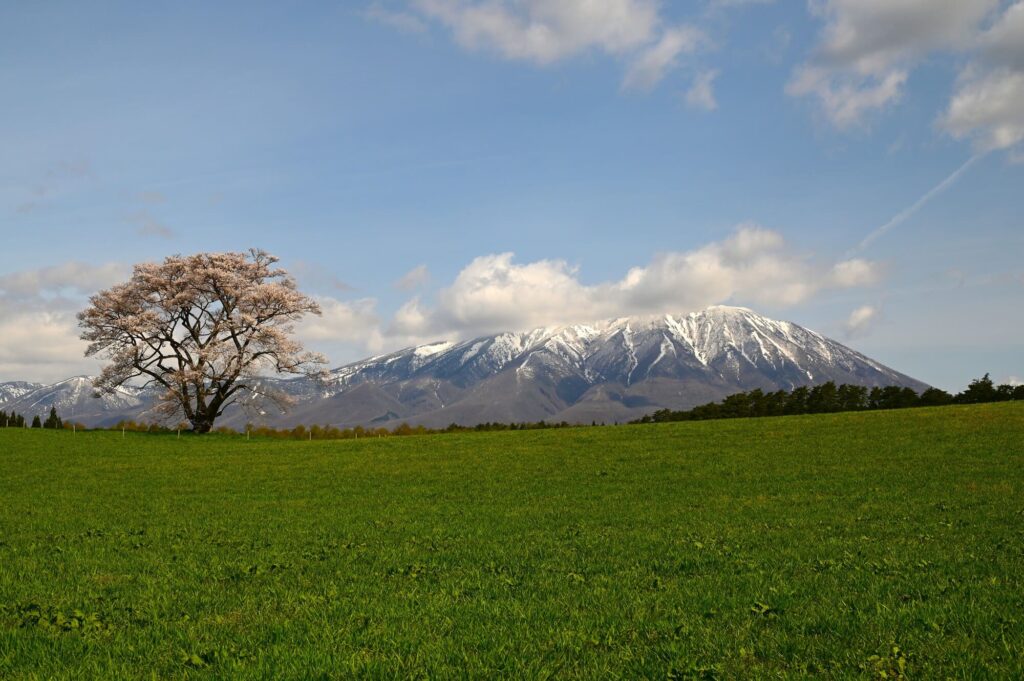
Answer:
[78,249,326,433]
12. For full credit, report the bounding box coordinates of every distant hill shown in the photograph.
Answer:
[0,376,147,427]
[0,381,44,405]
[1,306,927,428]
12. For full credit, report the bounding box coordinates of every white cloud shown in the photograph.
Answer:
[788,0,1024,157]
[814,0,995,73]
[401,252,591,337]
[843,304,879,337]
[298,296,385,354]
[364,1,429,34]
[0,262,125,383]
[394,264,431,291]
[789,0,998,129]
[940,3,1024,153]
[0,261,383,382]
[1006,375,1023,386]
[980,1,1024,69]
[684,69,719,111]
[1,234,885,379]
[414,0,658,63]
[829,258,883,287]
[403,0,701,90]
[0,310,101,383]
[0,262,125,298]
[712,0,775,6]
[787,66,907,129]
[942,67,1024,151]
[387,224,884,341]
[623,26,704,91]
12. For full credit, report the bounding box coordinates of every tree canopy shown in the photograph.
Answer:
[635,375,1023,424]
[78,249,325,433]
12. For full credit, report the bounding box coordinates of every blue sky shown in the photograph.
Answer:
[1,0,1022,390]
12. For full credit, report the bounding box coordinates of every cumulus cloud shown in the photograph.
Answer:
[0,311,100,383]
[296,294,449,365]
[414,0,658,63]
[0,260,382,381]
[813,0,994,72]
[2,232,885,378]
[980,1,1024,69]
[941,3,1024,152]
[828,258,883,287]
[789,0,998,129]
[387,224,883,341]
[684,69,719,111]
[0,262,126,382]
[396,0,703,90]
[394,264,431,291]
[843,304,879,337]
[945,73,1024,151]
[298,296,386,354]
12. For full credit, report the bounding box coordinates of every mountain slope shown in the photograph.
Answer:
[2,306,928,428]
[0,381,44,406]
[0,377,148,426]
[283,305,927,427]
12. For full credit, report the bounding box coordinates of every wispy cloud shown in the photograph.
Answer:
[11,157,94,214]
[137,190,167,205]
[394,264,431,291]
[684,69,719,111]
[379,0,706,91]
[291,260,355,293]
[363,1,429,34]
[622,26,705,91]
[851,154,982,255]
[129,211,175,239]
[843,304,879,337]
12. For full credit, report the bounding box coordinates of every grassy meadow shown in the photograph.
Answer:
[1,403,1023,679]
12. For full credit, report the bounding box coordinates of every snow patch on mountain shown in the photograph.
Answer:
[1,306,927,428]
[0,381,44,406]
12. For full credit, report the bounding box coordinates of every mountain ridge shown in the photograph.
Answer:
[1,306,927,428]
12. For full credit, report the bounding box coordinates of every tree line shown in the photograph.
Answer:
[0,407,65,429]
[107,419,580,440]
[5,374,1020,440]
[633,374,1024,424]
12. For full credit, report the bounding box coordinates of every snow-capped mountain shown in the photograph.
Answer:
[1,306,928,428]
[0,381,44,406]
[0,376,148,426]
[273,305,927,428]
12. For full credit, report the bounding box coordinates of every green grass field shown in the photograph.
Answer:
[1,403,1023,679]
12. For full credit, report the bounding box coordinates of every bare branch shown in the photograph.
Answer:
[78,249,325,433]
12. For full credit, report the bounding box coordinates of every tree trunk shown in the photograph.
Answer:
[191,418,214,434]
